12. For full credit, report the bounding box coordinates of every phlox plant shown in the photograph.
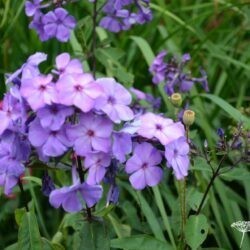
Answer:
[0,0,249,250]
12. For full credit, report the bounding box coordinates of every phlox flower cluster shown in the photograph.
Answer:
[25,0,76,42]
[1,52,190,213]
[149,50,209,95]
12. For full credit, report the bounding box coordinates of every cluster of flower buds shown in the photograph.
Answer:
[149,51,209,95]
[1,52,191,213]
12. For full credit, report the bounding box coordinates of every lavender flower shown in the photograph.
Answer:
[25,0,42,17]
[112,132,132,162]
[137,112,185,145]
[165,137,190,180]
[125,142,163,190]
[84,152,111,185]
[37,104,73,131]
[56,73,102,112]
[66,112,113,156]
[42,8,76,42]
[41,172,55,196]
[95,78,134,123]
[150,51,209,95]
[28,118,71,157]
[20,74,57,111]
[49,181,103,212]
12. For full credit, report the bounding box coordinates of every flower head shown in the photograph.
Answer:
[165,137,189,180]
[125,142,163,190]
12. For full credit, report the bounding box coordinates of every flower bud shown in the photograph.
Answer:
[183,110,195,127]
[170,93,182,107]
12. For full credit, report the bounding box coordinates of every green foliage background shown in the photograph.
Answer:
[0,0,249,249]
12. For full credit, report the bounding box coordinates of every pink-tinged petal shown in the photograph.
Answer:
[92,137,111,153]
[62,191,82,212]
[0,112,10,135]
[84,82,103,99]
[56,24,70,42]
[66,124,86,141]
[115,105,134,122]
[101,104,119,122]
[57,128,72,147]
[144,166,163,187]
[73,92,94,112]
[129,169,146,190]
[114,83,132,105]
[56,53,70,71]
[28,118,49,147]
[87,166,107,185]
[79,183,103,207]
[176,137,189,155]
[43,135,68,157]
[125,155,143,173]
[95,78,116,96]
[162,122,185,145]
[64,59,83,74]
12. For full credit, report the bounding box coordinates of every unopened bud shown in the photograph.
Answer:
[170,93,182,107]
[183,110,195,127]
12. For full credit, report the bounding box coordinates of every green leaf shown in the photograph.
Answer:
[184,214,209,250]
[186,188,204,212]
[108,214,131,238]
[200,94,250,128]
[73,219,110,250]
[111,235,172,250]
[14,208,26,226]
[93,205,115,217]
[61,213,84,231]
[18,210,42,250]
[22,176,42,187]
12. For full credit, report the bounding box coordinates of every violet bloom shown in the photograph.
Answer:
[42,8,76,42]
[0,131,28,195]
[137,112,185,145]
[112,132,132,163]
[149,51,167,84]
[165,137,189,180]
[55,53,83,77]
[28,118,71,157]
[56,73,102,112]
[29,11,50,41]
[25,0,42,17]
[66,112,113,156]
[84,152,111,185]
[0,94,22,135]
[37,104,73,131]
[95,78,134,123]
[20,74,57,111]
[125,142,163,190]
[49,181,103,213]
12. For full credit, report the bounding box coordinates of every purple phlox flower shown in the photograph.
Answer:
[0,93,22,135]
[49,180,103,212]
[42,8,76,42]
[137,112,185,145]
[41,172,55,196]
[130,87,147,100]
[0,131,28,195]
[106,185,119,205]
[149,51,167,84]
[20,74,57,111]
[112,131,132,163]
[66,112,113,156]
[49,165,102,212]
[54,53,83,76]
[121,116,141,135]
[29,11,50,41]
[95,78,134,123]
[125,142,163,190]
[56,73,102,112]
[37,104,74,131]
[135,4,152,24]
[28,117,71,157]
[25,0,43,17]
[165,136,189,180]
[84,152,111,185]
[6,52,47,84]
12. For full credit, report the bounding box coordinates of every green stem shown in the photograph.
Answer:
[178,180,186,239]
[153,186,177,249]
